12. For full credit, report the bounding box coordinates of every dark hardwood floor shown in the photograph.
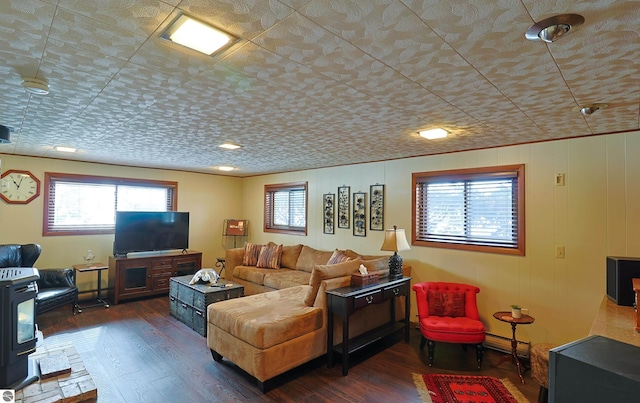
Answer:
[36,296,540,402]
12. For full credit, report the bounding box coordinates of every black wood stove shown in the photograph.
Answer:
[0,267,40,390]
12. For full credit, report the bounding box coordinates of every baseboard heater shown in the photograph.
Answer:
[484,332,530,359]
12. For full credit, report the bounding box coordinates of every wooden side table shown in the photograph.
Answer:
[72,263,110,312]
[493,311,535,384]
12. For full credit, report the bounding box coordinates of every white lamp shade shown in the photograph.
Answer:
[381,227,410,252]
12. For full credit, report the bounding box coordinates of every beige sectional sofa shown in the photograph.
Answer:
[207,243,410,391]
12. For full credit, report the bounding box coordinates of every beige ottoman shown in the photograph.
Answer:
[530,343,557,403]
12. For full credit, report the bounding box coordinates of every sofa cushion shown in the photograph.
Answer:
[256,244,282,269]
[233,266,289,285]
[295,245,333,273]
[263,270,311,290]
[327,249,352,265]
[242,242,263,266]
[304,259,361,306]
[280,244,303,269]
[207,285,322,349]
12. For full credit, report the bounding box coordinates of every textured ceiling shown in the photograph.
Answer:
[0,0,638,177]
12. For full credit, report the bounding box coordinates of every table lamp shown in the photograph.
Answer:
[380,225,410,280]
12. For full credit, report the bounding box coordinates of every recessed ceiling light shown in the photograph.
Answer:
[218,143,242,150]
[55,146,77,153]
[217,166,235,172]
[162,15,233,55]
[576,103,608,116]
[419,128,448,140]
[21,77,49,95]
[525,14,584,43]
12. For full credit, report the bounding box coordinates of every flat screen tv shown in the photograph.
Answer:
[114,211,189,256]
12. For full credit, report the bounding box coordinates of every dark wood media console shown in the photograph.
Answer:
[108,250,202,304]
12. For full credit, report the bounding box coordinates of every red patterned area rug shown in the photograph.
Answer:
[412,373,529,403]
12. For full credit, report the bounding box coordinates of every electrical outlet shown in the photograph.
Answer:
[556,246,566,258]
[555,173,566,186]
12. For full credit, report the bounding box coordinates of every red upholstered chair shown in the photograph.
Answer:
[412,282,486,369]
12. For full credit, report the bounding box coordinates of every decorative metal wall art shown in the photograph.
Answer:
[370,184,384,231]
[338,186,350,229]
[323,193,335,234]
[353,191,366,237]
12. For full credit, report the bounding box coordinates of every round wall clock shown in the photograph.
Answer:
[0,169,41,204]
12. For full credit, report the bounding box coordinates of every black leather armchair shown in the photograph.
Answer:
[0,243,78,315]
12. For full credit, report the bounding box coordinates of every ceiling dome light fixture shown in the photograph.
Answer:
[0,125,11,144]
[21,77,50,95]
[525,14,585,43]
[577,103,608,116]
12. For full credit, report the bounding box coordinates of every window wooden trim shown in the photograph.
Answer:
[411,164,525,256]
[43,172,178,236]
[264,181,308,236]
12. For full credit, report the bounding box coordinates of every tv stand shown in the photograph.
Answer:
[108,250,202,304]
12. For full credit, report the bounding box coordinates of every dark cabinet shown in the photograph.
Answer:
[109,251,202,304]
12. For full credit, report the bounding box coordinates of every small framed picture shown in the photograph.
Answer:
[338,186,350,229]
[370,184,384,231]
[353,191,366,237]
[323,193,335,234]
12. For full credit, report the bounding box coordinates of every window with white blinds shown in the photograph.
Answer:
[43,173,177,236]
[264,182,307,235]
[412,165,525,255]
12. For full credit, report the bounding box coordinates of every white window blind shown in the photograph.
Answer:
[44,173,177,236]
[265,182,307,235]
[413,165,524,255]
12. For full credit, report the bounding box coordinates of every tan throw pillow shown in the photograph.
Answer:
[304,259,361,306]
[281,244,303,269]
[242,242,262,266]
[256,244,283,269]
[427,289,466,317]
[327,249,352,265]
[295,245,333,272]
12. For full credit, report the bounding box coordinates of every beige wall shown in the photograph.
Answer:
[0,154,243,293]
[240,131,640,346]
[3,130,640,346]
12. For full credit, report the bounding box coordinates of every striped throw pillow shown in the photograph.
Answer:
[242,242,263,266]
[256,244,283,269]
[327,249,352,265]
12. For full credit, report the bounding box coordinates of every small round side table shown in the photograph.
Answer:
[493,311,535,384]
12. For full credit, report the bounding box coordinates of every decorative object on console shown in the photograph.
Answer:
[350,264,379,286]
[370,184,384,231]
[380,225,410,280]
[190,268,220,285]
[0,169,41,204]
[323,193,334,234]
[353,191,366,237]
[338,186,350,229]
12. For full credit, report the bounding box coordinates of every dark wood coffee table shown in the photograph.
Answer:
[169,275,243,336]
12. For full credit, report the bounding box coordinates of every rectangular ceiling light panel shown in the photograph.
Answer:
[163,15,232,55]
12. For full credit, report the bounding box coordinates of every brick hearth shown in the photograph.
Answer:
[15,343,97,403]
